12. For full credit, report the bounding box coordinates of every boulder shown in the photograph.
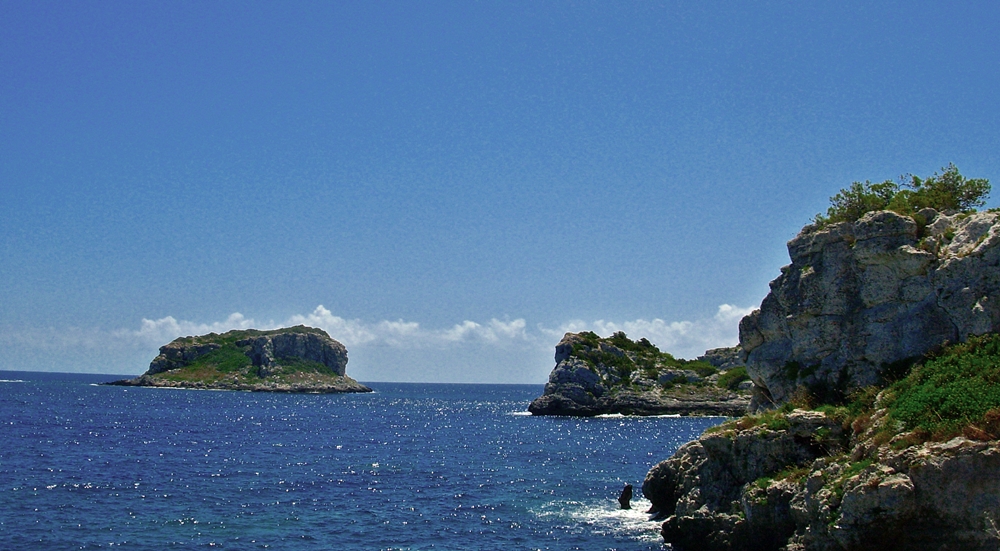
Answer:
[698,346,746,371]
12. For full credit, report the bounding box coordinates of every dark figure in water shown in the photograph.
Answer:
[618,483,633,509]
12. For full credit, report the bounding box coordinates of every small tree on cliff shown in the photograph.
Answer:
[815,164,990,225]
[902,163,991,212]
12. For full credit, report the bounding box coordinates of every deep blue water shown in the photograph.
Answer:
[0,372,724,550]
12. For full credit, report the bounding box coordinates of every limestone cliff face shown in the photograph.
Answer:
[238,331,348,377]
[640,207,1000,550]
[740,209,1000,408]
[148,326,348,378]
[147,341,222,374]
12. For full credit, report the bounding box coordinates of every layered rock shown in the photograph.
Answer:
[642,409,1000,551]
[528,332,749,416]
[109,326,370,393]
[740,209,1000,408]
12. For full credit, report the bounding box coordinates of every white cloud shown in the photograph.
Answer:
[0,304,756,379]
[441,318,528,343]
[286,305,379,346]
[118,312,263,347]
[288,305,530,348]
[542,304,755,359]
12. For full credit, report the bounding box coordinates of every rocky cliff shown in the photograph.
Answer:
[528,332,750,416]
[642,207,1000,550]
[740,209,1000,409]
[642,407,1000,551]
[109,326,371,393]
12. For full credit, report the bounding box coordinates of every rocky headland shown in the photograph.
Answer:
[108,325,372,393]
[643,205,1000,550]
[741,208,1000,410]
[528,331,750,416]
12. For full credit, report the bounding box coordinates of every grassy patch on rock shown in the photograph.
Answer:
[762,333,1000,447]
[567,331,743,396]
[881,333,1000,442]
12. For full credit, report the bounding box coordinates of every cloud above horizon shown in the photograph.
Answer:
[0,304,755,378]
[544,304,755,358]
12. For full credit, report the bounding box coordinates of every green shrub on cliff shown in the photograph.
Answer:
[814,164,990,226]
[718,366,749,390]
[883,333,1000,441]
[196,346,252,373]
[568,331,731,390]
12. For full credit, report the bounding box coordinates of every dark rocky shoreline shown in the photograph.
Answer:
[106,373,371,393]
[528,387,749,416]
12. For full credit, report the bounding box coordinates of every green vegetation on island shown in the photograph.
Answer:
[109,325,371,393]
[702,332,1000,485]
[529,331,750,416]
[571,330,719,384]
[569,330,749,393]
[881,333,1000,443]
[155,327,340,384]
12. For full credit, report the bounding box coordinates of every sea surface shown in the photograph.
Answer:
[0,371,725,550]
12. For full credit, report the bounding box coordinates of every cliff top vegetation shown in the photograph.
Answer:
[169,325,327,347]
[813,164,991,226]
[569,331,749,391]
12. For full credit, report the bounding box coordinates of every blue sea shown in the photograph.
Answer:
[0,372,724,550]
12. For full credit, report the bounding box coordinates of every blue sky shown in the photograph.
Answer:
[2,1,999,382]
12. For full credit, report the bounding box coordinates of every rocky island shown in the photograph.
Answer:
[642,167,1000,550]
[108,325,371,393]
[528,331,751,416]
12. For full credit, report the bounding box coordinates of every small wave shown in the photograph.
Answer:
[0,379,26,383]
[595,412,683,419]
[509,411,533,416]
[143,386,232,392]
[533,497,663,543]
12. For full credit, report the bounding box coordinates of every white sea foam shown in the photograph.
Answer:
[533,498,663,543]
[594,413,684,419]
[0,379,26,383]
